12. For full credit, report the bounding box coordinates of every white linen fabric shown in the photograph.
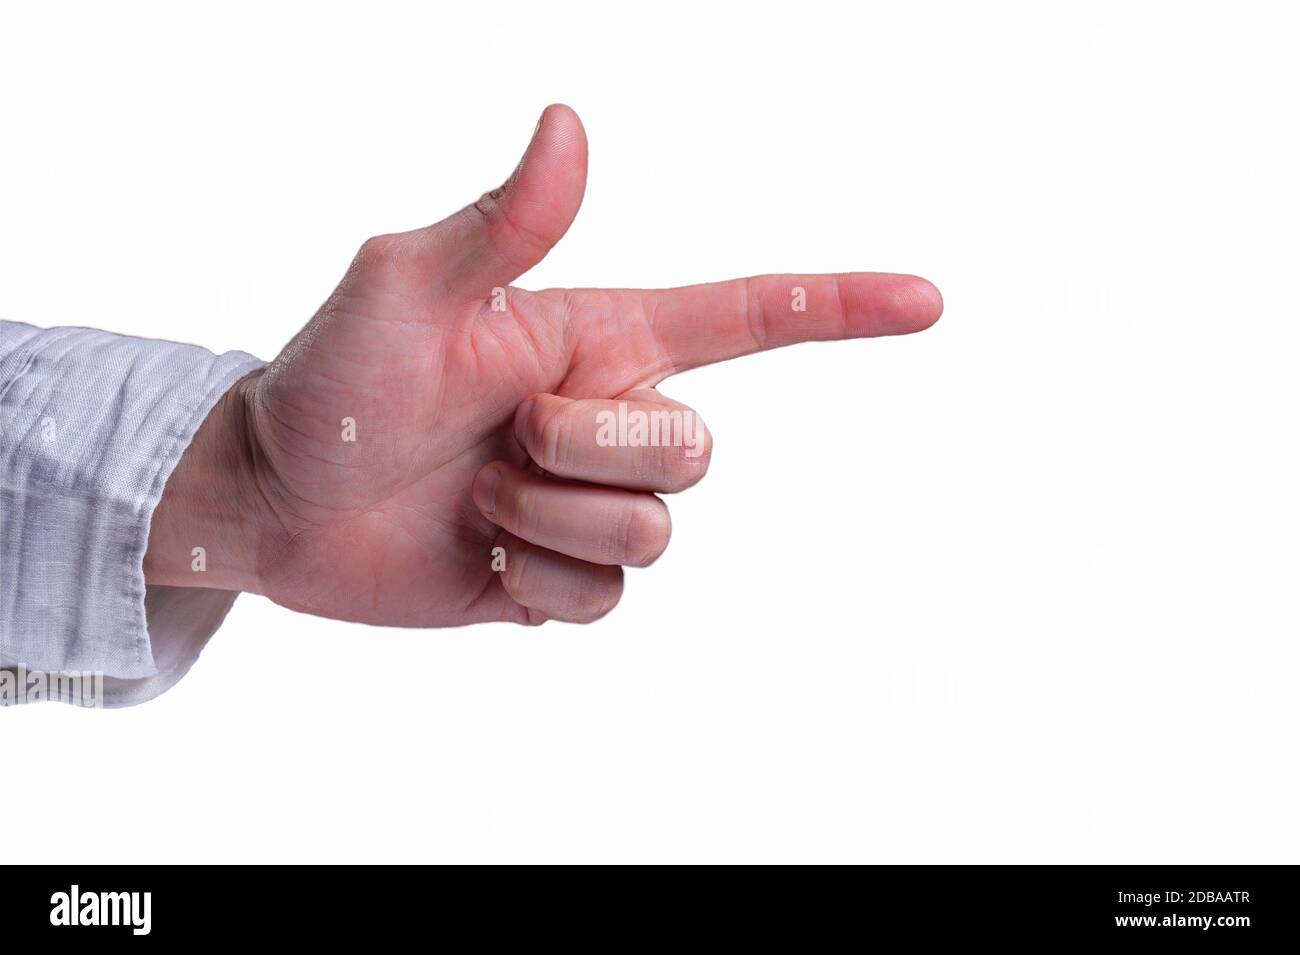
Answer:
[0,320,263,707]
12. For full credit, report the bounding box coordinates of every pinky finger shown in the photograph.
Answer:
[494,532,624,624]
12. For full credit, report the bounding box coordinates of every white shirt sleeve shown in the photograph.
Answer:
[0,320,264,707]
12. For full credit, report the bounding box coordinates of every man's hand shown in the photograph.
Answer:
[145,105,942,626]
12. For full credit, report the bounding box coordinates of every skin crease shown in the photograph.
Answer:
[144,104,943,627]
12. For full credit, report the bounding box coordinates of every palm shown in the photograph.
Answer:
[250,287,620,626]
[242,106,941,627]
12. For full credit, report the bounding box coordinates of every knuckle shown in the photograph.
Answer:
[514,486,546,541]
[534,400,575,472]
[354,233,412,284]
[501,541,531,597]
[357,232,399,263]
[473,186,505,218]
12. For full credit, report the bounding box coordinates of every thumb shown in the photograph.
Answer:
[426,104,587,300]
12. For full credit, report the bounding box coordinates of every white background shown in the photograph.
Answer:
[2,1,1297,863]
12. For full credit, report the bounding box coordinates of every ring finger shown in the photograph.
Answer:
[473,460,672,567]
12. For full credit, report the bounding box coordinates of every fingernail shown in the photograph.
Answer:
[475,466,501,515]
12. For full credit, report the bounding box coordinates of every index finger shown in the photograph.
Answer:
[637,272,942,375]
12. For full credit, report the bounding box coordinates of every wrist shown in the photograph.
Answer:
[144,369,269,593]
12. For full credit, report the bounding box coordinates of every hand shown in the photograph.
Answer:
[145,105,942,626]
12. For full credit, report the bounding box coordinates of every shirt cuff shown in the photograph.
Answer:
[0,320,264,707]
